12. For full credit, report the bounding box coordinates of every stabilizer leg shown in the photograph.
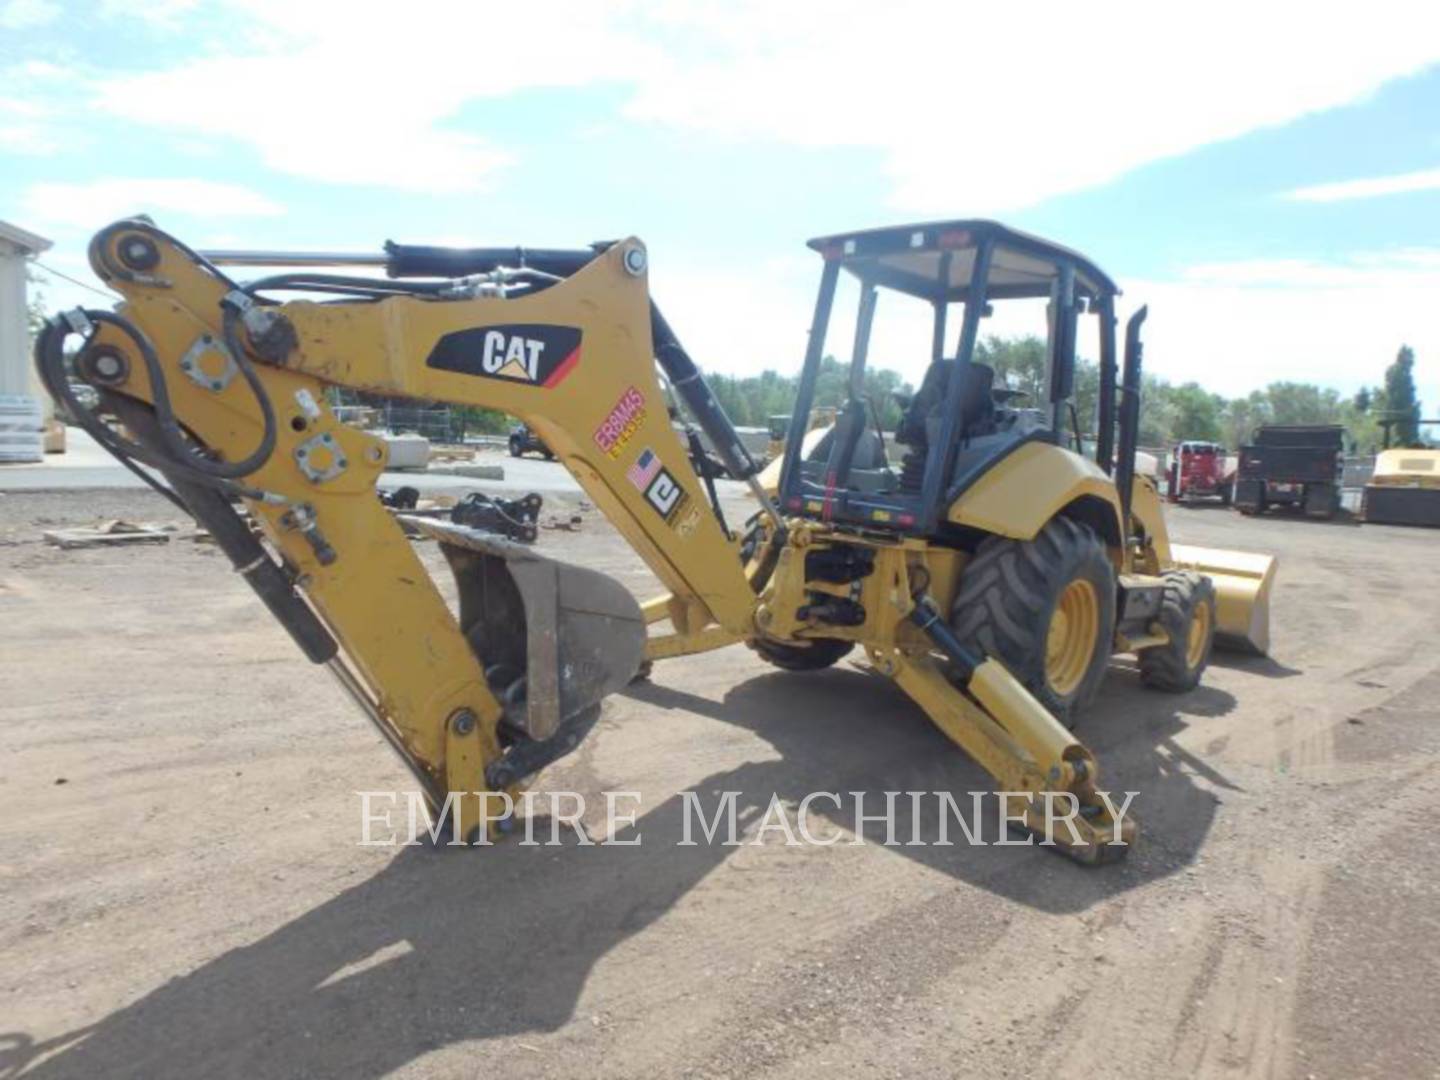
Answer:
[886,653,1135,863]
[879,597,1137,864]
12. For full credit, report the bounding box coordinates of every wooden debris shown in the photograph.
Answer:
[43,520,173,549]
[427,446,477,464]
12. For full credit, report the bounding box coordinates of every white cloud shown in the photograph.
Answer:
[1282,167,1440,203]
[98,0,198,26]
[0,94,48,118]
[651,254,819,378]
[93,1,648,193]
[0,124,62,155]
[16,59,67,79]
[621,0,1440,213]
[22,178,284,230]
[0,94,60,153]
[98,61,515,193]
[1130,252,1440,410]
[0,0,59,29]
[85,0,1440,209]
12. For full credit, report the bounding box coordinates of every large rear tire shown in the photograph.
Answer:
[1237,486,1266,516]
[1304,482,1336,519]
[1138,571,1216,691]
[950,517,1117,728]
[753,636,854,671]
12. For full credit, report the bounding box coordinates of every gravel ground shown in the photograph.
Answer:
[1,484,1437,1079]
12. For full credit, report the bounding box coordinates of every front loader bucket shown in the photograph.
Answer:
[1169,543,1277,655]
[408,518,645,740]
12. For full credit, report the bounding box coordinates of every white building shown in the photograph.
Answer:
[0,220,55,462]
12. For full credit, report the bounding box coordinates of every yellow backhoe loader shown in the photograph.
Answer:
[38,218,1274,864]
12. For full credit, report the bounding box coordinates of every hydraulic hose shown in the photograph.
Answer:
[35,312,281,503]
[33,318,190,513]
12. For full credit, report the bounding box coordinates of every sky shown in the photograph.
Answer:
[4,0,1440,415]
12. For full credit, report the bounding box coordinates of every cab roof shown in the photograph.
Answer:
[806,219,1119,303]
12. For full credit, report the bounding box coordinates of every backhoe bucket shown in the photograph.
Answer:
[408,518,646,739]
[1169,544,1277,655]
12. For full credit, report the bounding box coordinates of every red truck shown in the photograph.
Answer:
[1166,441,1234,505]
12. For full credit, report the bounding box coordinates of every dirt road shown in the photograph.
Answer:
[1,487,1437,1079]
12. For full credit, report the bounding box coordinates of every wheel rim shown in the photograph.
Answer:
[1186,597,1211,669]
[1045,579,1099,698]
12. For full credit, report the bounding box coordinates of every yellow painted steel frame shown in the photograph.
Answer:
[81,221,1150,857]
[84,225,754,840]
[749,523,1134,859]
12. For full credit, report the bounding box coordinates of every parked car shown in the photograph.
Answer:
[508,423,553,459]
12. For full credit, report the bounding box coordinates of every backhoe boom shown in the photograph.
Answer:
[44,219,754,840]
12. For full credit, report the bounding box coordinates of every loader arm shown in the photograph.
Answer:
[43,220,756,840]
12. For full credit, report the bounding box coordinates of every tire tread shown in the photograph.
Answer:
[1137,571,1215,691]
[950,517,1116,726]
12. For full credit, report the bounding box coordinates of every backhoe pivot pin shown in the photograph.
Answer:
[451,710,476,736]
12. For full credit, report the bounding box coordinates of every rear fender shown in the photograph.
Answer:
[946,442,1124,548]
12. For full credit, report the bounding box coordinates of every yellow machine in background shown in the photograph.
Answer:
[1362,419,1440,527]
[766,406,838,462]
[39,218,1274,864]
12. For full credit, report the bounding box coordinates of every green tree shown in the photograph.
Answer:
[457,406,512,434]
[1072,357,1100,439]
[705,356,912,432]
[691,334,1417,457]
[975,335,1047,402]
[1222,391,1271,449]
[1382,344,1421,445]
[1167,382,1225,441]
[1262,381,1344,426]
[1137,373,1177,446]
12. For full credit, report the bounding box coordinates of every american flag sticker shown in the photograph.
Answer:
[627,447,662,491]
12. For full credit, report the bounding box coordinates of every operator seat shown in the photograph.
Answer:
[895,359,996,491]
[896,360,996,446]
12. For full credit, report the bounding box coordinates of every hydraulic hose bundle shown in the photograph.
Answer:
[34,304,279,503]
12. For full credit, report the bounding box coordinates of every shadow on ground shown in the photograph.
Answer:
[1207,652,1303,678]
[1,664,1237,1080]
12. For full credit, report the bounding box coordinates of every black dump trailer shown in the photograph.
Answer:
[1234,425,1344,519]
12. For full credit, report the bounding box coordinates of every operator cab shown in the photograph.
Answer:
[777,220,1123,534]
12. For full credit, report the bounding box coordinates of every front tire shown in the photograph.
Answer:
[950,517,1117,727]
[753,636,854,671]
[509,437,523,458]
[1138,571,1215,691]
